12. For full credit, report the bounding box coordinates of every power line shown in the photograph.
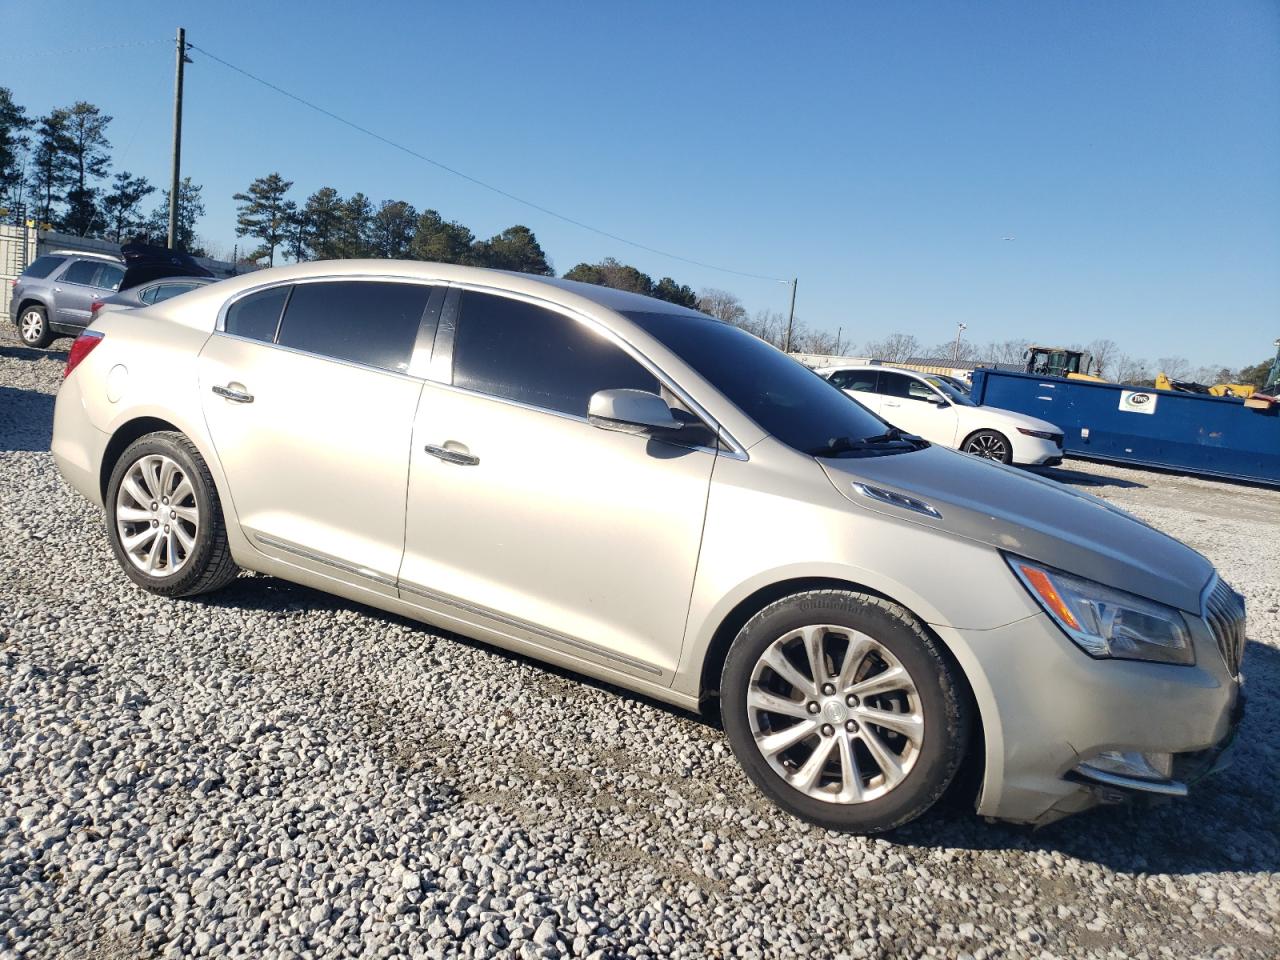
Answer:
[188,41,788,284]
[0,38,168,61]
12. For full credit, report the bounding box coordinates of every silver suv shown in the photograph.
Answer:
[10,250,125,348]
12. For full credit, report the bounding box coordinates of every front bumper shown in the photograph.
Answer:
[1011,434,1065,466]
[934,608,1241,826]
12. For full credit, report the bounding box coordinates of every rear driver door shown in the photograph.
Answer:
[198,279,438,595]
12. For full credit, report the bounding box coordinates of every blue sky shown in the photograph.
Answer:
[4,0,1277,368]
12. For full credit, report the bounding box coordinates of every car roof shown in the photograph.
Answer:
[195,259,706,319]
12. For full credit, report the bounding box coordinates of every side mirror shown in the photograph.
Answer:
[588,388,683,434]
[929,396,950,407]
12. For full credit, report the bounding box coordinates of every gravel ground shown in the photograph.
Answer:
[2,329,1277,959]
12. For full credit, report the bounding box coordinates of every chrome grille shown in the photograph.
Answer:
[1205,578,1247,676]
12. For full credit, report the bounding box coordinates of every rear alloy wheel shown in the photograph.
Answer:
[962,429,1012,464]
[106,432,239,597]
[18,305,52,348]
[721,590,970,832]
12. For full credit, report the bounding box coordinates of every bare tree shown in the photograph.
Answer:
[862,333,920,362]
[1114,354,1151,385]
[697,288,747,325]
[796,326,840,355]
[738,309,788,347]
[1157,356,1192,381]
[929,340,978,362]
[979,338,1031,366]
[1086,338,1120,378]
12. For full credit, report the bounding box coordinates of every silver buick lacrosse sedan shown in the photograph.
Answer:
[51,260,1245,832]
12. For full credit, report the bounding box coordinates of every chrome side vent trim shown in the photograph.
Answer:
[851,482,942,520]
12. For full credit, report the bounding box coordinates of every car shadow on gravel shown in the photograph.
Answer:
[0,343,69,362]
[1030,465,1147,489]
[0,385,54,451]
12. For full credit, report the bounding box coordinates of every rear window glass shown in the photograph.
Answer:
[22,256,64,279]
[224,286,290,342]
[276,280,430,373]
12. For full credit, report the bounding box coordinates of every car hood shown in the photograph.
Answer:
[120,242,214,291]
[819,445,1212,612]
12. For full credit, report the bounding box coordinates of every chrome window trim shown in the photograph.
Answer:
[398,580,663,677]
[444,280,748,460]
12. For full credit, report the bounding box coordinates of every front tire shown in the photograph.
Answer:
[17,305,52,348]
[720,589,970,833]
[105,432,239,597]
[962,429,1013,464]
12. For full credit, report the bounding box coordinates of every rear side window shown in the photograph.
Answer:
[224,286,290,342]
[147,282,200,304]
[22,255,64,279]
[61,260,103,285]
[830,369,877,392]
[452,290,658,417]
[97,264,124,291]
[276,280,431,373]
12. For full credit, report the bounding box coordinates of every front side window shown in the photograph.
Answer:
[906,378,940,403]
[626,311,907,456]
[453,291,659,417]
[22,255,64,279]
[276,280,431,373]
[224,286,290,342]
[61,260,103,285]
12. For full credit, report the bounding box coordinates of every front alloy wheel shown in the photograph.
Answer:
[962,429,1011,463]
[747,624,924,804]
[721,589,970,832]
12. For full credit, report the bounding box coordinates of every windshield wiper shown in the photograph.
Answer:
[807,428,928,457]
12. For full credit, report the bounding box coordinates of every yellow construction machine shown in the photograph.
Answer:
[1023,346,1106,381]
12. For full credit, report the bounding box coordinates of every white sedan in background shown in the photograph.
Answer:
[816,364,1065,466]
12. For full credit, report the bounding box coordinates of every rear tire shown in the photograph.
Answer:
[961,429,1013,464]
[17,305,52,348]
[105,432,239,598]
[720,589,970,833]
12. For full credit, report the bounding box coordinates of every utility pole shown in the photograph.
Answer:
[168,27,189,250]
[783,278,798,353]
[952,321,967,362]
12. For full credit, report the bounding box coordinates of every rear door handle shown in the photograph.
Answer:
[884,401,901,408]
[424,443,479,466]
[212,384,254,403]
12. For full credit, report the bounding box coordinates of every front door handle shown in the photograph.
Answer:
[424,443,479,466]
[212,384,254,403]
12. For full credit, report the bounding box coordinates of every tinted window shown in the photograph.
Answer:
[62,260,103,285]
[151,282,200,303]
[277,280,430,373]
[453,291,659,417]
[97,264,124,291]
[625,311,892,454]
[225,286,290,342]
[830,369,877,392]
[22,255,64,279]
[877,372,914,398]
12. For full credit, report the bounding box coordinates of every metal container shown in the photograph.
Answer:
[969,369,1280,485]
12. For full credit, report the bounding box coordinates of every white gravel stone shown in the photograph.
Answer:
[1,329,1277,958]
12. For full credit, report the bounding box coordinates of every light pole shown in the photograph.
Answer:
[952,322,967,362]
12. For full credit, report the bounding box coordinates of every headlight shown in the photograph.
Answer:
[1016,427,1059,441]
[1007,557,1194,665]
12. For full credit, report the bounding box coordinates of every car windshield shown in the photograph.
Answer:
[924,375,976,406]
[625,311,923,456]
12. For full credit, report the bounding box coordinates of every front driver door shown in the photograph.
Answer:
[198,279,437,594]
[399,288,716,682]
[875,371,959,444]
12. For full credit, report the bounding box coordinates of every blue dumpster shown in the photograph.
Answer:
[969,369,1280,486]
